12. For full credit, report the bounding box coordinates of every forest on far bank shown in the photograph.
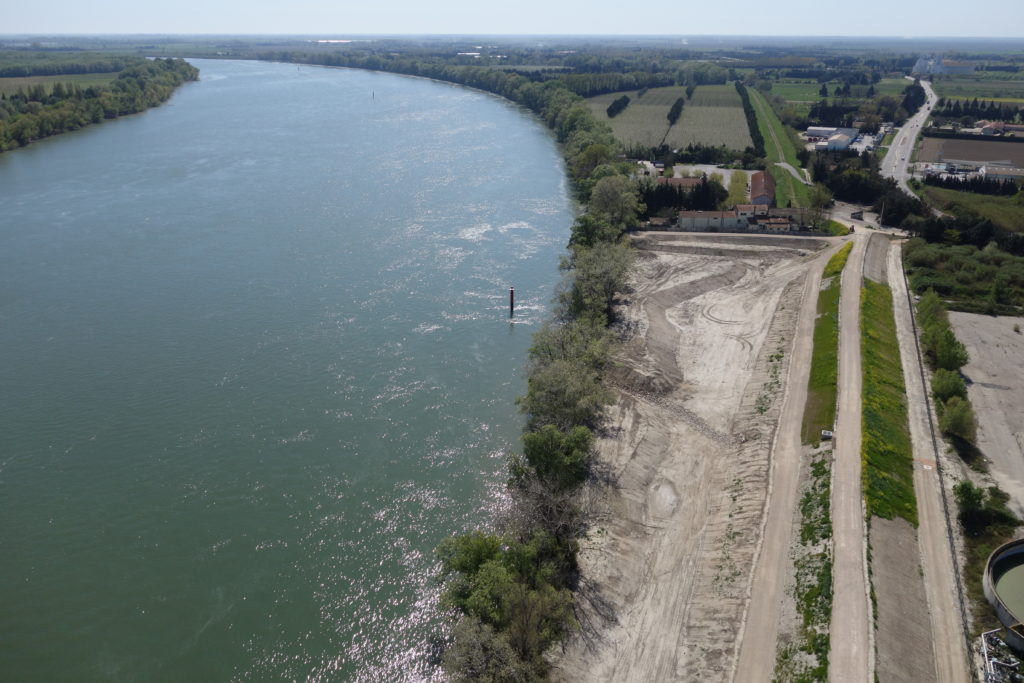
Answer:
[0,55,198,152]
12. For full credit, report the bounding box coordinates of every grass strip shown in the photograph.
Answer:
[801,243,853,444]
[860,279,917,525]
[748,88,809,208]
[821,220,850,237]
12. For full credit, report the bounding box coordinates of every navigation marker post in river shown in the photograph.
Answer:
[509,287,515,318]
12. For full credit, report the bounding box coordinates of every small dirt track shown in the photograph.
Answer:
[828,233,872,683]
[732,240,839,681]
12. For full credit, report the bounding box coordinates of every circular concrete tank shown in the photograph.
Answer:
[984,539,1024,653]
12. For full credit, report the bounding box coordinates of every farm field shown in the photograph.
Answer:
[918,136,1024,166]
[586,85,686,147]
[770,77,907,104]
[664,85,753,150]
[586,84,751,150]
[0,72,118,95]
[920,186,1024,233]
[933,76,1024,102]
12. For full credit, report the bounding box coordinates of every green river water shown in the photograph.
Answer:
[0,59,571,681]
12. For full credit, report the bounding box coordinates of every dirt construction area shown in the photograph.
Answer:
[551,232,828,682]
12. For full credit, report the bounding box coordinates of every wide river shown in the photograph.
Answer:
[0,59,571,681]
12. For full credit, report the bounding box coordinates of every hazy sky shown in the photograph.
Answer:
[5,0,1024,38]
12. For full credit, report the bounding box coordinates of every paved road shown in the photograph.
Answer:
[829,233,873,683]
[880,80,939,196]
[887,243,971,683]
[733,245,836,682]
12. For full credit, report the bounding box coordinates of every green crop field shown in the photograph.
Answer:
[770,77,908,105]
[933,76,1024,102]
[0,72,118,96]
[586,84,751,150]
[664,85,752,150]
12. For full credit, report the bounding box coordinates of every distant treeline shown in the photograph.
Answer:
[933,96,1024,122]
[0,58,198,152]
[0,51,137,77]
[624,141,760,168]
[923,173,1020,196]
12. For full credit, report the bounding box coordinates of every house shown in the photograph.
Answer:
[670,206,811,233]
[734,204,768,218]
[675,210,747,231]
[977,121,1006,136]
[750,171,776,206]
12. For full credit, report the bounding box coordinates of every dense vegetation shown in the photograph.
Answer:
[931,96,1024,124]
[904,238,1024,315]
[915,291,979,461]
[954,479,1021,632]
[801,243,852,444]
[860,279,916,525]
[638,174,728,217]
[922,173,1020,196]
[0,57,198,152]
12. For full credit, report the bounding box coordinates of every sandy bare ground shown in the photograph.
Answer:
[889,242,970,682]
[828,233,873,683]
[551,232,826,683]
[948,312,1024,520]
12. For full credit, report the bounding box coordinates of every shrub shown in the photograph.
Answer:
[931,368,967,404]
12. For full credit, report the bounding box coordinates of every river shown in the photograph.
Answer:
[0,59,571,681]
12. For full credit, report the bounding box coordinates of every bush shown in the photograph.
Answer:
[931,368,967,404]
[935,329,969,371]
[514,425,593,492]
[939,396,977,444]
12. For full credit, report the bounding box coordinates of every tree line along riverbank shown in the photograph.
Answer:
[0,56,198,152]
[253,51,647,679]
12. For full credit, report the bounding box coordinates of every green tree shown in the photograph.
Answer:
[935,329,969,371]
[931,368,967,403]
[517,358,612,431]
[442,617,536,683]
[939,396,977,443]
[517,424,593,491]
[954,480,985,531]
[561,241,634,324]
[667,97,685,125]
[819,83,829,98]
[588,175,643,233]
[807,183,833,228]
